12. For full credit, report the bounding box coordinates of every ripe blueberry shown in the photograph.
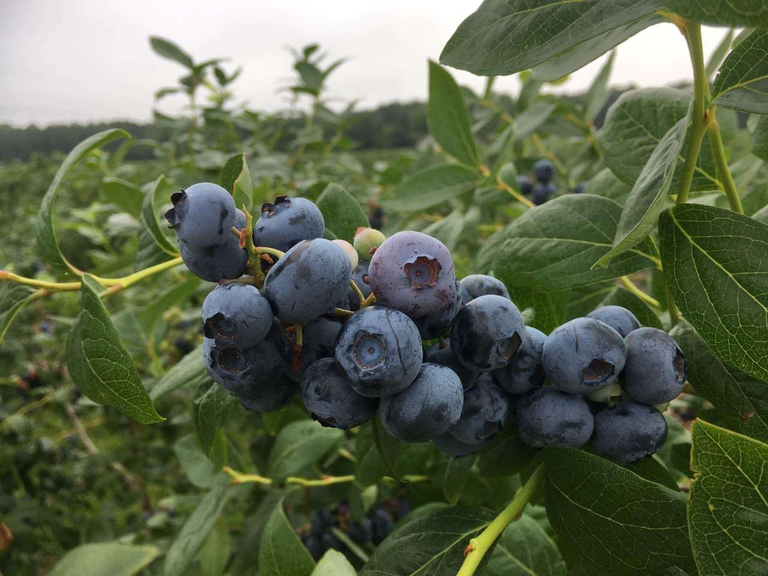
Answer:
[623,327,687,405]
[573,182,587,194]
[448,375,508,444]
[532,182,556,205]
[433,432,482,457]
[165,182,237,250]
[253,195,325,252]
[515,387,594,448]
[300,358,378,429]
[491,327,546,394]
[533,159,555,183]
[542,317,627,394]
[587,305,641,338]
[264,239,352,324]
[286,316,343,380]
[517,175,533,196]
[459,274,510,304]
[202,283,273,348]
[368,231,456,317]
[335,306,423,397]
[178,209,247,282]
[347,261,372,312]
[412,279,462,339]
[425,340,480,389]
[379,363,464,442]
[451,295,525,372]
[591,398,668,465]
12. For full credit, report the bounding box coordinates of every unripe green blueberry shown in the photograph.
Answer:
[333,239,359,269]
[354,227,386,261]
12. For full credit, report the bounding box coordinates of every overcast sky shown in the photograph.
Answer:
[0,1,733,127]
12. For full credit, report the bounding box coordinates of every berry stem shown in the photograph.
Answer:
[619,276,662,309]
[456,461,547,576]
[349,279,366,306]
[331,307,355,319]
[496,175,535,209]
[361,293,376,308]
[706,112,743,214]
[677,21,710,205]
[222,466,355,488]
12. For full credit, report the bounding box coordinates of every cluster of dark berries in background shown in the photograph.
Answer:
[300,501,403,564]
[516,160,588,204]
[165,184,687,468]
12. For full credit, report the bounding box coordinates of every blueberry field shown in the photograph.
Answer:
[2,2,768,575]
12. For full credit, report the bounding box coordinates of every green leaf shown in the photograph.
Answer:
[259,499,316,576]
[371,413,403,482]
[485,515,566,576]
[137,175,179,270]
[599,287,663,330]
[688,421,768,575]
[267,420,344,482]
[0,285,40,344]
[102,177,144,218]
[754,204,768,226]
[221,153,253,212]
[662,0,768,29]
[361,506,495,576]
[440,0,661,77]
[532,16,662,82]
[545,447,695,575]
[195,383,236,456]
[174,433,216,488]
[596,117,687,266]
[37,129,130,271]
[671,321,768,444]
[199,518,231,576]
[150,36,194,68]
[587,168,632,204]
[379,165,480,212]
[706,28,735,80]
[750,114,768,162]
[312,550,356,576]
[355,421,392,487]
[585,51,615,122]
[482,194,659,291]
[49,543,159,576]
[316,183,369,243]
[163,474,232,576]
[625,456,679,491]
[477,428,540,478]
[428,61,480,168]
[660,204,768,383]
[150,344,212,400]
[711,30,768,114]
[138,277,200,335]
[443,456,475,505]
[66,275,164,424]
[512,101,557,140]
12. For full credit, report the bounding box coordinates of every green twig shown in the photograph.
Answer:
[707,113,743,213]
[619,276,661,309]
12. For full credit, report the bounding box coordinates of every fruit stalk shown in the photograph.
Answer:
[457,461,547,576]
[706,113,743,214]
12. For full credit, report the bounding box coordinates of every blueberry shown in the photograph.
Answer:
[432,432,482,457]
[264,239,352,324]
[165,182,237,250]
[379,363,464,442]
[347,261,372,312]
[515,387,594,448]
[335,306,423,397]
[542,318,627,394]
[573,182,587,194]
[587,305,641,338]
[517,175,533,196]
[368,231,457,317]
[459,274,510,304]
[412,279,462,339]
[491,327,546,394]
[531,182,556,205]
[179,209,248,282]
[622,328,687,405]
[300,358,378,429]
[448,375,508,444]
[425,340,480,389]
[533,159,555,183]
[287,316,343,379]
[451,295,525,372]
[354,227,386,261]
[321,532,343,552]
[505,392,520,426]
[591,398,668,465]
[237,374,297,412]
[202,283,273,348]
[253,195,325,252]
[370,509,393,544]
[202,323,287,397]
[304,535,324,560]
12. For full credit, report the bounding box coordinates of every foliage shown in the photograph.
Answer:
[1,8,767,576]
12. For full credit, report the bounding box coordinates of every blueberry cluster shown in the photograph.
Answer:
[518,159,557,205]
[301,503,397,562]
[165,183,686,467]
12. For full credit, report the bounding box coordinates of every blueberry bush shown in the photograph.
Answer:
[2,2,768,575]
